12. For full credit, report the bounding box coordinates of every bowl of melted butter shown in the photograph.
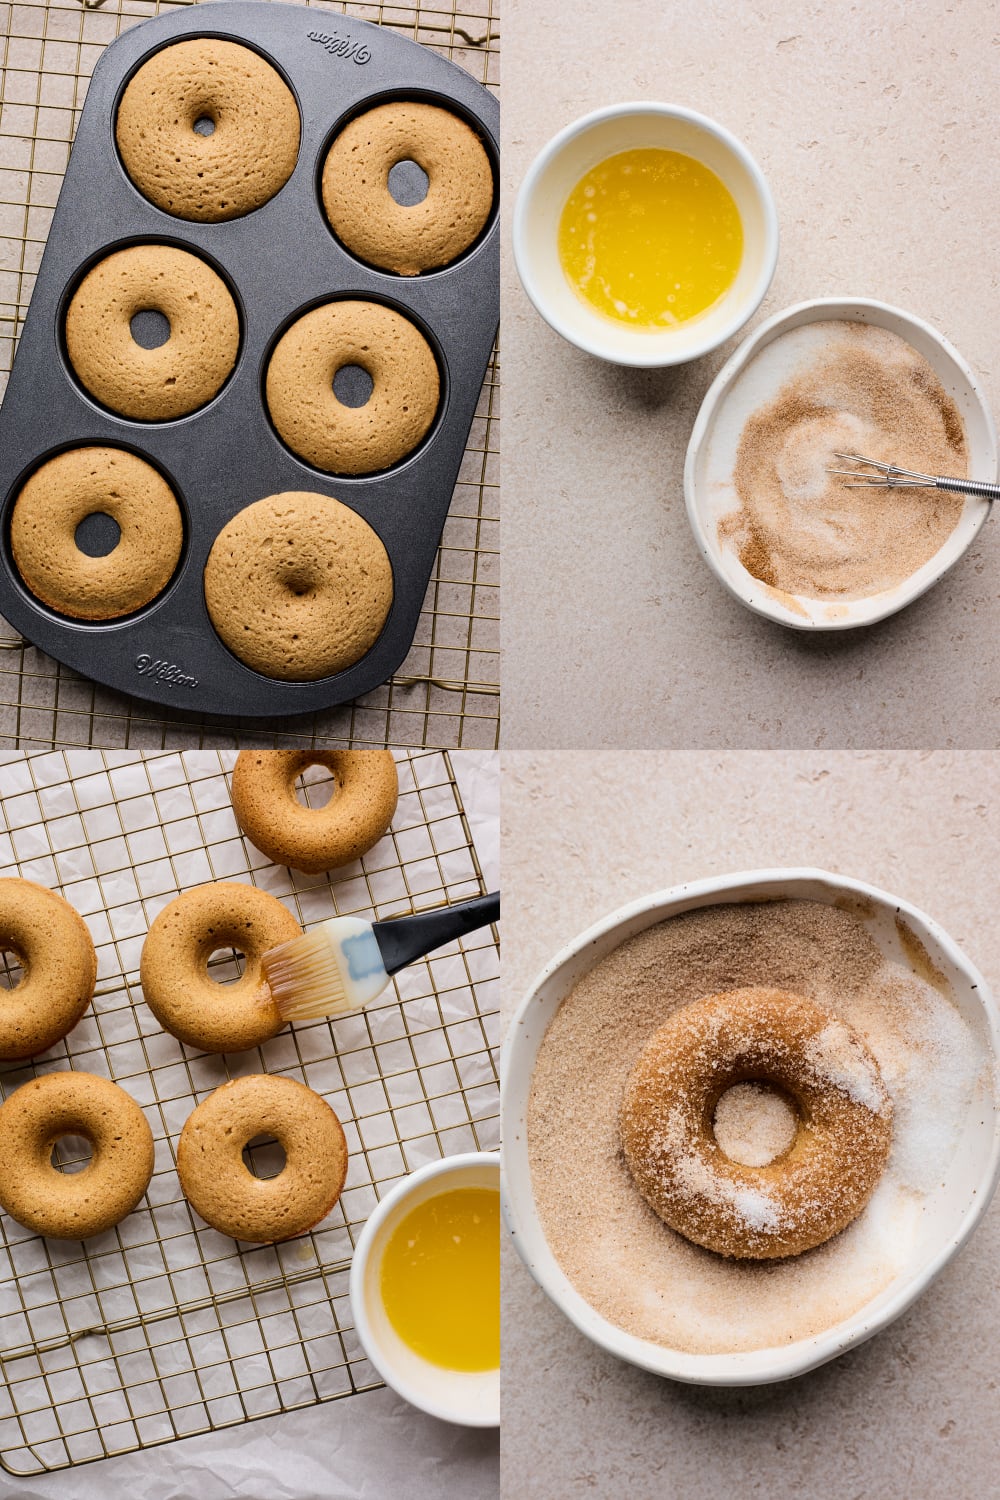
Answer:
[350,1152,500,1426]
[513,102,778,366]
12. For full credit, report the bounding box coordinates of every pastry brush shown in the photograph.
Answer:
[261,892,500,1022]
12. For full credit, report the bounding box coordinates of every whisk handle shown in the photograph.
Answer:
[935,476,1000,502]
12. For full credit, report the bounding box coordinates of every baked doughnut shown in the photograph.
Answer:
[0,1072,154,1239]
[0,878,96,1059]
[231,751,398,873]
[116,38,300,222]
[620,987,893,1260]
[11,447,183,620]
[177,1074,348,1242]
[265,300,439,474]
[139,882,301,1054]
[65,244,240,421]
[321,100,494,275]
[203,492,393,680]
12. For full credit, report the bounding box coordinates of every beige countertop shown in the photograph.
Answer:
[502,0,1000,748]
[501,750,1000,1497]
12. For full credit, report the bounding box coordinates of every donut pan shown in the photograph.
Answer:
[0,2,499,717]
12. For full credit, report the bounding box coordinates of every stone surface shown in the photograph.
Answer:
[502,0,1000,747]
[501,750,1000,1497]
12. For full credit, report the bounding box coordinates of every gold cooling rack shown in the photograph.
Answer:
[0,749,499,1474]
[0,0,500,751]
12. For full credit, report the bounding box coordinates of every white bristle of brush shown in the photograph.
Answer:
[263,928,354,1022]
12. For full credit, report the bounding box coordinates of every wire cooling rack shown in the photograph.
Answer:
[0,0,500,751]
[0,749,499,1475]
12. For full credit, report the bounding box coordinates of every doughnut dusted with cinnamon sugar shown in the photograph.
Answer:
[620,986,892,1260]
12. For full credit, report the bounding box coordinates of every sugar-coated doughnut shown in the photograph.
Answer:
[116,38,300,222]
[177,1074,348,1242]
[265,301,439,474]
[139,882,301,1054]
[10,447,183,620]
[231,750,398,873]
[0,878,96,1060]
[321,100,494,275]
[620,987,893,1260]
[65,244,240,421]
[0,1072,154,1239]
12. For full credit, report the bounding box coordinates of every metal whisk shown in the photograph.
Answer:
[827,452,1000,501]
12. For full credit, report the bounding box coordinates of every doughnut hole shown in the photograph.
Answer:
[332,363,374,408]
[0,949,25,990]
[206,946,246,985]
[242,1133,287,1180]
[74,512,122,558]
[193,115,216,137]
[388,158,430,206]
[293,761,338,810]
[712,1080,799,1167]
[50,1133,94,1175]
[129,308,171,349]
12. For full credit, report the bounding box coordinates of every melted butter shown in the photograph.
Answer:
[558,147,743,329]
[380,1186,499,1371]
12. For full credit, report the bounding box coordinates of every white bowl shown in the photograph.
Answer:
[501,868,1000,1386]
[512,103,778,367]
[684,297,999,629]
[350,1152,499,1426]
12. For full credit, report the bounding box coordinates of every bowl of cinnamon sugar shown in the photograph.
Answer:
[501,868,1000,1386]
[684,298,997,629]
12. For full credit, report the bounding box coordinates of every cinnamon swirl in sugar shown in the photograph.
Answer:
[717,321,968,600]
[526,899,987,1355]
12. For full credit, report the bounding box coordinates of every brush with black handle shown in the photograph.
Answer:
[262,892,500,1021]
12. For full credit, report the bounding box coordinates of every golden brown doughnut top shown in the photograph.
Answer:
[177,1074,348,1243]
[65,244,240,421]
[231,750,398,873]
[116,38,300,222]
[11,447,183,620]
[322,101,494,275]
[0,877,96,1060]
[203,493,394,681]
[0,1071,154,1239]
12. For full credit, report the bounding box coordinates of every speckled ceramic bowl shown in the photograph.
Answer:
[501,868,1000,1386]
[684,298,998,630]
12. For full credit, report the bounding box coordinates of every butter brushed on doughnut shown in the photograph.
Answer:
[231,750,398,873]
[620,987,892,1260]
[116,38,300,222]
[322,101,494,275]
[11,447,183,620]
[139,882,301,1053]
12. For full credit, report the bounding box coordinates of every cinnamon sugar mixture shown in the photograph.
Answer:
[527,900,987,1355]
[718,322,968,600]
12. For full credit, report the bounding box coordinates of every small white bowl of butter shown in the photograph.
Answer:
[350,1151,499,1428]
[512,102,779,367]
